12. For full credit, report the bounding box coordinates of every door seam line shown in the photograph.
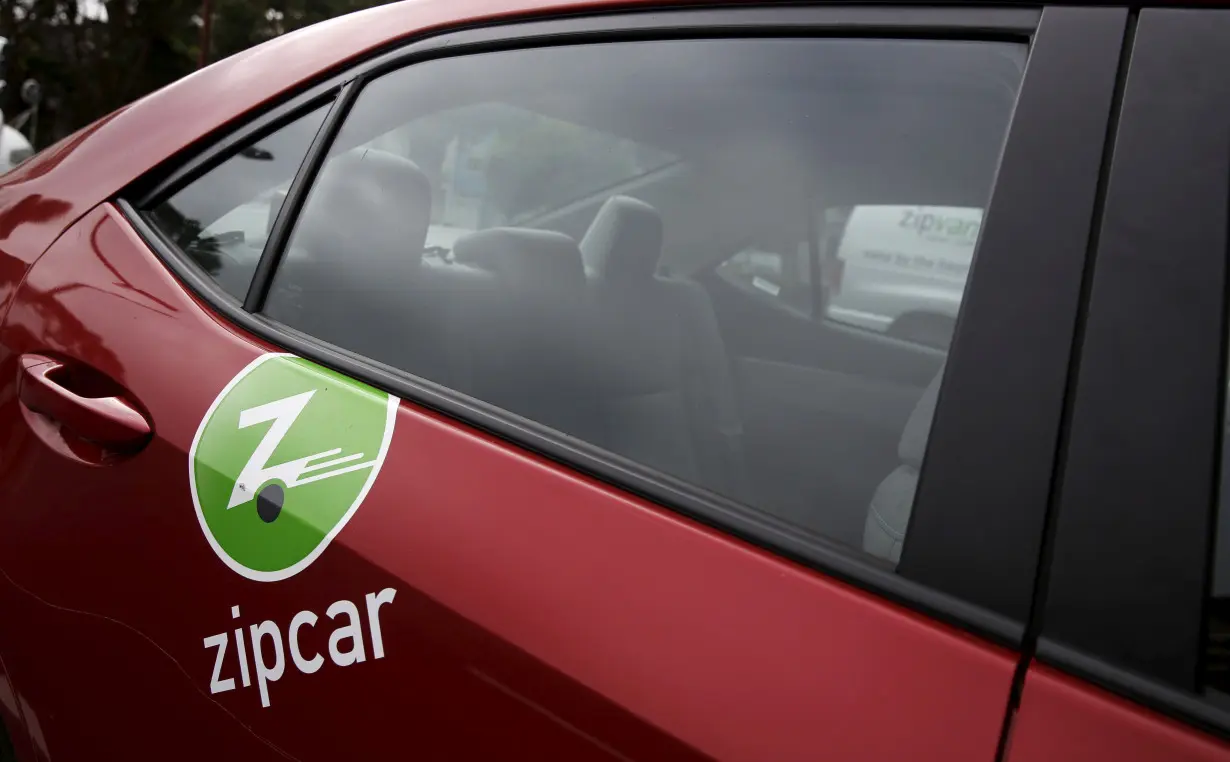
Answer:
[992,8,1139,761]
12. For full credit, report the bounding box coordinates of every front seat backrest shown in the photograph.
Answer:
[863,365,945,565]
[454,227,587,290]
[581,194,664,285]
[295,148,433,265]
[446,226,602,437]
[580,195,750,503]
[265,147,442,378]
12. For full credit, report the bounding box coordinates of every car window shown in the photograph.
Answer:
[716,242,813,318]
[144,104,330,300]
[263,37,1025,564]
[716,204,981,349]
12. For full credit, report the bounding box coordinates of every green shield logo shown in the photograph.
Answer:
[190,354,397,581]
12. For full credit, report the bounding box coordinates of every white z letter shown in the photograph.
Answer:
[203,633,236,694]
[227,390,377,509]
[227,391,316,508]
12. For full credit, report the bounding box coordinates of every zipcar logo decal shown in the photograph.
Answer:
[189,353,397,582]
[898,208,982,244]
[191,353,400,708]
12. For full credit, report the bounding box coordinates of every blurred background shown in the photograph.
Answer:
[0,0,397,159]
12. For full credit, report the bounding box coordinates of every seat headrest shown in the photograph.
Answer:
[453,227,585,290]
[900,364,945,469]
[580,195,664,286]
[296,148,432,267]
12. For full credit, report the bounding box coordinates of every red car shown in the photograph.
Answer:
[1,1,1229,760]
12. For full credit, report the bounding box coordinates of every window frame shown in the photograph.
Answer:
[116,4,1119,649]
[1030,7,1230,740]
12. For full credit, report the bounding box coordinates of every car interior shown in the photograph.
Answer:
[153,37,1027,562]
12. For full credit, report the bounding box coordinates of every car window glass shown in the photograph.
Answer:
[144,104,330,300]
[1205,391,1230,707]
[716,242,813,317]
[718,204,979,350]
[265,38,1025,564]
[355,103,678,257]
[828,205,980,348]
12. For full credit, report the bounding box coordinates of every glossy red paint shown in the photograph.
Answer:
[1007,665,1230,762]
[0,653,39,762]
[0,200,1020,758]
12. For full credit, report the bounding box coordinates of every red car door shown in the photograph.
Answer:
[0,5,1123,761]
[1005,8,1230,762]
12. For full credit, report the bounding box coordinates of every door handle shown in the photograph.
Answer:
[18,354,151,449]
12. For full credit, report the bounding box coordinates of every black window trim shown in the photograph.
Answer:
[244,79,362,312]
[896,5,1128,623]
[1030,7,1230,740]
[133,87,344,210]
[114,4,1086,649]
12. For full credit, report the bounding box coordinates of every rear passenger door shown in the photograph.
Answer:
[0,6,1126,761]
[1006,9,1230,761]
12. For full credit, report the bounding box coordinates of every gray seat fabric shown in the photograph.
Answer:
[581,195,664,285]
[581,195,750,502]
[296,148,433,266]
[447,227,608,437]
[863,364,944,564]
[455,227,587,290]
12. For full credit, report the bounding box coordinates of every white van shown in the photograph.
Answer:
[825,204,982,347]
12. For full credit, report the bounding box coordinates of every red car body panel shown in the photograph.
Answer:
[1008,665,1230,762]
[1,2,1228,760]
[0,204,1018,758]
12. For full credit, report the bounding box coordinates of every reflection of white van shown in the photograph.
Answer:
[826,204,982,347]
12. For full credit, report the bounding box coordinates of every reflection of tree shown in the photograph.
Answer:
[399,104,529,223]
[394,104,673,227]
[148,203,222,276]
[485,117,644,222]
[88,217,179,315]
[401,120,457,220]
[0,279,122,395]
[0,194,72,241]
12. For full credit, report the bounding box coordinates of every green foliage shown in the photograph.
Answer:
[0,0,398,148]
